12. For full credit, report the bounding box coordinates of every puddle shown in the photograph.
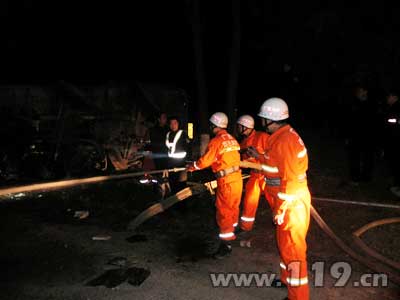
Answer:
[86,269,128,288]
[86,267,150,288]
[175,236,216,263]
[126,267,151,286]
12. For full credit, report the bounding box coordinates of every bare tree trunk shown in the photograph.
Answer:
[225,0,241,131]
[186,0,208,134]
[185,0,209,155]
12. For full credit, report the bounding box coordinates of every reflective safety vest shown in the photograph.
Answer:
[166,130,187,159]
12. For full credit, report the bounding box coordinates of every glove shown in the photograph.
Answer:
[186,162,196,172]
[273,210,286,225]
[239,147,248,155]
[246,146,260,159]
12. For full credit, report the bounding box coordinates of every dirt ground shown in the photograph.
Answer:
[1,128,399,300]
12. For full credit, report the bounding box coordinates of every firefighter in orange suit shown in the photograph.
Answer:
[248,98,310,300]
[187,112,243,258]
[236,115,270,232]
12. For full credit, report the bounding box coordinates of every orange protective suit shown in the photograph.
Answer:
[239,130,269,231]
[260,124,310,300]
[193,129,243,241]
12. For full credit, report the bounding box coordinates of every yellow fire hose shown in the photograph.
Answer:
[128,173,400,285]
[127,175,251,231]
[0,167,186,200]
[1,163,399,285]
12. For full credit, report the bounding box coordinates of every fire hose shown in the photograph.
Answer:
[127,174,400,285]
[237,161,400,285]
[126,174,250,231]
[311,206,400,285]
[1,163,399,285]
[0,167,186,200]
[352,217,400,271]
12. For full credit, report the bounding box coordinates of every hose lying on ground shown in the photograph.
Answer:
[127,173,400,286]
[313,196,400,210]
[352,217,400,271]
[127,184,206,231]
[2,164,399,286]
[127,175,250,231]
[240,160,400,284]
[310,206,400,286]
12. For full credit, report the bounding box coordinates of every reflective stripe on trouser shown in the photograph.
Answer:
[216,179,243,241]
[240,174,265,231]
[276,191,311,300]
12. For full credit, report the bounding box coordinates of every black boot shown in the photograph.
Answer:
[234,227,245,236]
[271,278,286,288]
[235,227,252,240]
[213,242,232,259]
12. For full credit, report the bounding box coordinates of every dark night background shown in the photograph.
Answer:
[2,1,400,125]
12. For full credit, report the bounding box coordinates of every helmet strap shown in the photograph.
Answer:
[262,119,275,133]
[245,128,254,136]
[209,123,217,135]
[238,125,245,135]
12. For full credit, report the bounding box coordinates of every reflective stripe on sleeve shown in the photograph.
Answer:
[169,151,187,159]
[261,164,279,173]
[297,148,307,158]
[298,173,307,180]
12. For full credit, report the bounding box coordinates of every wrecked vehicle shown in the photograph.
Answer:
[0,81,189,183]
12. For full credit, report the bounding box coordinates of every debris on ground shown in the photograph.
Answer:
[1,130,400,299]
[92,235,112,241]
[240,239,252,248]
[107,257,128,268]
[13,193,26,198]
[74,210,90,219]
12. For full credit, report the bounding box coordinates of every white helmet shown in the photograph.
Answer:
[258,98,289,121]
[210,112,228,128]
[237,115,254,129]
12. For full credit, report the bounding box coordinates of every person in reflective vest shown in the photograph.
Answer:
[187,112,243,258]
[236,115,270,233]
[248,98,310,300]
[149,112,169,170]
[166,116,189,194]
